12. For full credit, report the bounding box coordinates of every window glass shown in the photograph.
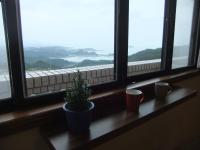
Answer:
[172,0,194,69]
[128,0,165,76]
[20,0,115,96]
[0,3,11,99]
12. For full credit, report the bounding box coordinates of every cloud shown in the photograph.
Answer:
[20,0,114,51]
[0,0,194,54]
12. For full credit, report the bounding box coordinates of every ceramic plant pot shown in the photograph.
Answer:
[63,101,95,133]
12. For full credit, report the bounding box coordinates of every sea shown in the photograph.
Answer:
[61,47,143,62]
[62,55,113,62]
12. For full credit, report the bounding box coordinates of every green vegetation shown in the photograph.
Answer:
[128,48,161,62]
[65,71,90,111]
[25,58,75,71]
[76,59,113,67]
[25,46,188,70]
[25,48,161,70]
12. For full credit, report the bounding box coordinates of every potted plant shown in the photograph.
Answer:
[63,70,95,133]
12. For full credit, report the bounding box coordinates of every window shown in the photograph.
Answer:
[128,0,165,76]
[0,0,199,105]
[20,0,115,96]
[172,0,195,69]
[0,3,11,100]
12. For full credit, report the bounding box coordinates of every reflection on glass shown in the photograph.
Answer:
[172,0,194,69]
[0,3,11,99]
[128,0,165,76]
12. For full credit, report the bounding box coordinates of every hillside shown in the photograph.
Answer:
[24,46,98,59]
[24,46,189,71]
[75,60,113,67]
[128,48,161,62]
[128,45,189,62]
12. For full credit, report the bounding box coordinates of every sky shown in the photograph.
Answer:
[129,0,165,53]
[0,0,194,98]
[0,3,5,50]
[0,0,195,55]
[0,3,9,69]
[173,0,194,47]
[20,0,115,54]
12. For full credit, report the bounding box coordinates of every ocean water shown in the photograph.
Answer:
[61,47,147,62]
[62,55,113,62]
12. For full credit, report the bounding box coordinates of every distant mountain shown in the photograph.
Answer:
[128,48,161,62]
[128,45,189,62]
[24,45,189,71]
[75,59,113,67]
[24,46,98,59]
[25,58,76,70]
[74,48,98,56]
[24,46,100,70]
[24,46,69,58]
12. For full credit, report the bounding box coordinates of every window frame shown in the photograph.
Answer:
[188,0,199,66]
[0,0,28,109]
[0,0,17,109]
[161,0,177,72]
[171,0,199,69]
[0,0,199,109]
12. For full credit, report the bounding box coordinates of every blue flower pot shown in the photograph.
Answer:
[63,101,95,133]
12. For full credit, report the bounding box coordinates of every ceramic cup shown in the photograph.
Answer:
[126,89,144,112]
[155,82,172,101]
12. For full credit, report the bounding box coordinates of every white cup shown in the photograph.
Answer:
[155,82,172,100]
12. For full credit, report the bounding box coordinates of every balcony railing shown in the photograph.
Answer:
[25,59,161,96]
[0,57,188,98]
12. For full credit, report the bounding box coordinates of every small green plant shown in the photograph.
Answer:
[65,70,91,111]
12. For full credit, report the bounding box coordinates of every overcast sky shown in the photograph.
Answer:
[0,0,195,55]
[0,3,6,50]
[0,3,8,62]
[20,0,114,54]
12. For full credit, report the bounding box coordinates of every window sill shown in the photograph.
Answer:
[42,86,197,150]
[0,69,198,136]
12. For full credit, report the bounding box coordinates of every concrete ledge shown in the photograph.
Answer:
[1,57,188,97]
[0,74,11,99]
[26,60,161,96]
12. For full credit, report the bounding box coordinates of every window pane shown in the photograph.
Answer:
[172,0,194,69]
[20,0,115,96]
[128,0,165,76]
[0,3,11,99]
